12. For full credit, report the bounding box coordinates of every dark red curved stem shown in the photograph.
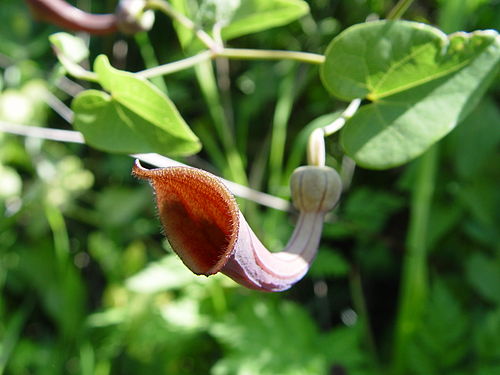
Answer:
[25,0,118,35]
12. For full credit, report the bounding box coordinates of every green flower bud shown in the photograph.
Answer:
[290,166,342,213]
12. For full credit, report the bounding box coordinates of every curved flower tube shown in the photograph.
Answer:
[25,0,154,34]
[26,0,118,34]
[133,160,342,292]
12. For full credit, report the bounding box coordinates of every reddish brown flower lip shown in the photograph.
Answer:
[133,161,239,275]
[133,160,342,292]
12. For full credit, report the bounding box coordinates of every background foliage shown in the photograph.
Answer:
[1,0,499,374]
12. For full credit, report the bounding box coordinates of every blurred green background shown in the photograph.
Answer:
[1,0,499,374]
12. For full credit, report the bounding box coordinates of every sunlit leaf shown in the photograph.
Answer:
[72,89,149,154]
[210,298,328,374]
[49,32,89,63]
[447,98,500,179]
[126,255,205,293]
[15,244,86,339]
[466,253,500,304]
[0,164,22,199]
[474,309,500,363]
[406,281,469,373]
[309,248,350,278]
[220,0,309,40]
[72,55,201,155]
[321,21,500,169]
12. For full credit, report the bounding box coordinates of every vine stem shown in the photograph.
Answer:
[218,48,325,65]
[55,46,324,85]
[391,145,438,374]
[56,54,98,82]
[323,98,361,136]
[387,0,415,20]
[350,267,380,368]
[137,50,213,78]
[137,47,324,79]
[0,121,291,212]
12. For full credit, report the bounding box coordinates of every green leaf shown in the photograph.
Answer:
[0,165,22,199]
[220,0,309,40]
[320,21,500,169]
[406,281,469,374]
[343,187,404,235]
[126,255,205,293]
[474,309,500,362]
[210,298,329,375]
[466,253,500,304]
[72,90,150,153]
[447,97,500,179]
[72,55,201,155]
[321,326,372,372]
[454,182,500,247]
[309,248,350,278]
[15,243,86,339]
[49,32,89,63]
[95,187,149,228]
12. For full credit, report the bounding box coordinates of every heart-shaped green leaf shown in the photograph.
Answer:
[220,0,309,40]
[72,55,201,155]
[321,21,500,169]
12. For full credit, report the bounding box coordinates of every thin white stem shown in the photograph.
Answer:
[57,55,98,82]
[0,121,290,212]
[323,98,361,136]
[307,128,326,166]
[43,90,74,123]
[56,76,85,97]
[218,48,325,65]
[136,47,325,79]
[344,97,363,118]
[212,22,225,49]
[137,50,213,78]
[306,98,362,166]
[0,121,85,143]
[340,155,356,191]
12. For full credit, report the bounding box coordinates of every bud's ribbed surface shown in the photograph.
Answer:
[290,166,342,213]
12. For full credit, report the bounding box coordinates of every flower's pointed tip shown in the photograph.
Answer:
[132,159,151,179]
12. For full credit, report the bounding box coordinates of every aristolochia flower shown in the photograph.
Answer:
[133,160,342,292]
